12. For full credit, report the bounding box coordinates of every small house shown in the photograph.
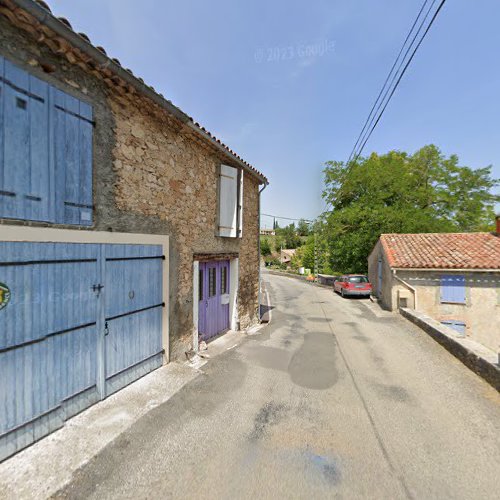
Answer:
[280,248,296,267]
[368,223,500,353]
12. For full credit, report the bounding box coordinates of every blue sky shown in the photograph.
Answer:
[48,0,500,226]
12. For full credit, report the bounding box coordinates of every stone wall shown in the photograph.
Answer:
[367,241,397,309]
[109,94,261,358]
[0,13,263,360]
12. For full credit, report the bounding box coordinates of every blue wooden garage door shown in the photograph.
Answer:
[0,241,164,462]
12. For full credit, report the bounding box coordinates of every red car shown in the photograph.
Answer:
[334,274,372,298]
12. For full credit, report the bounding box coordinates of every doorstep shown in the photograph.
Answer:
[187,329,247,369]
[0,362,198,500]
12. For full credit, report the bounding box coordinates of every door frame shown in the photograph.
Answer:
[192,257,238,352]
[0,226,170,362]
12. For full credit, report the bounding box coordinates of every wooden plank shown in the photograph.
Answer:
[103,244,163,393]
[0,61,50,222]
[219,164,238,237]
[0,55,5,217]
[3,61,30,220]
[0,242,100,458]
[28,75,50,221]
[52,87,66,224]
[52,88,93,225]
[0,241,164,462]
[0,57,92,226]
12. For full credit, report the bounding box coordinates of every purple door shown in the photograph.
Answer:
[198,260,230,341]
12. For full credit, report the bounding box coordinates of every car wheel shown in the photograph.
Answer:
[341,288,345,298]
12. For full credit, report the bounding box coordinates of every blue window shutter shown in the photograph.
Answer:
[52,88,93,225]
[440,275,466,304]
[0,56,4,214]
[441,320,466,335]
[0,59,50,222]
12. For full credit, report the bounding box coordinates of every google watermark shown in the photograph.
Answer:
[254,39,336,64]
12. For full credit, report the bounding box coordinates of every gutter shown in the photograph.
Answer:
[9,0,267,185]
[257,181,269,322]
[392,269,418,310]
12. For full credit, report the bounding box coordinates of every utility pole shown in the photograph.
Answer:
[314,231,318,278]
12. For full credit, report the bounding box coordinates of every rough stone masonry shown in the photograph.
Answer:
[0,8,263,360]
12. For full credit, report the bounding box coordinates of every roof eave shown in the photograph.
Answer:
[9,0,268,184]
[392,267,500,273]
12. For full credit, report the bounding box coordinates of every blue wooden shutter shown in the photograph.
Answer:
[441,320,466,335]
[0,56,50,222]
[52,87,93,225]
[440,275,466,303]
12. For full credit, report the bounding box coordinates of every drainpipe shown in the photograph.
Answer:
[392,269,418,310]
[258,181,269,322]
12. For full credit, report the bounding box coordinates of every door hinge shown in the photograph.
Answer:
[104,321,109,336]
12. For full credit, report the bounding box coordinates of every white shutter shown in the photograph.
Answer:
[219,164,238,237]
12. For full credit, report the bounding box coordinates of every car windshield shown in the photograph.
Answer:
[348,276,368,283]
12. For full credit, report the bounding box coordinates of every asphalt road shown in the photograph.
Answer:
[57,272,500,500]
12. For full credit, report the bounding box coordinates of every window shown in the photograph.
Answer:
[218,164,243,238]
[221,266,228,294]
[441,320,466,336]
[208,268,217,297]
[440,275,466,304]
[0,55,93,226]
[348,276,369,283]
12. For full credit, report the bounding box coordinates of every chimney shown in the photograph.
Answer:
[496,215,500,236]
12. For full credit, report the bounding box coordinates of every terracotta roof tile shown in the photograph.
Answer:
[380,233,500,270]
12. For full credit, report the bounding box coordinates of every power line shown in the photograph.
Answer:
[261,213,313,223]
[353,0,439,161]
[347,0,432,165]
[347,0,448,165]
[349,0,437,164]
[354,0,447,162]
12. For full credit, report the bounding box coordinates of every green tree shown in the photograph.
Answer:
[260,237,272,256]
[297,219,311,237]
[275,223,302,249]
[321,145,499,273]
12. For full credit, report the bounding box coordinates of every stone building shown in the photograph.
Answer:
[368,226,500,352]
[0,0,267,460]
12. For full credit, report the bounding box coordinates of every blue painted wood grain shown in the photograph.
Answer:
[0,59,50,222]
[103,244,163,394]
[52,88,93,226]
[0,55,92,226]
[440,275,466,304]
[0,241,163,461]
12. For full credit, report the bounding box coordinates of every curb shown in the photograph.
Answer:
[400,308,500,392]
[259,284,272,324]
